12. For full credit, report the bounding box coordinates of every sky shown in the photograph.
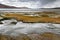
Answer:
[0,0,60,9]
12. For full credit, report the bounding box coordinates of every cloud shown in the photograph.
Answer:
[0,0,60,8]
[0,0,41,8]
[42,0,60,8]
[18,0,39,2]
[40,0,56,5]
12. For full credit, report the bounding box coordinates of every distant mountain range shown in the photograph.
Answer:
[0,4,29,9]
[52,7,60,9]
[40,7,60,9]
[0,4,16,8]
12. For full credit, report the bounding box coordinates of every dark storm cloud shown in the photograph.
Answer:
[38,0,56,5]
[17,0,57,8]
[18,0,39,2]
[19,0,56,5]
[9,0,57,5]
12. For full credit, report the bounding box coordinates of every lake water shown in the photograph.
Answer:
[0,21,60,36]
[0,8,60,12]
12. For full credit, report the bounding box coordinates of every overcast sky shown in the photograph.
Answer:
[0,0,60,8]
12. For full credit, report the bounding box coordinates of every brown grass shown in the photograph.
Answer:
[3,12,60,23]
